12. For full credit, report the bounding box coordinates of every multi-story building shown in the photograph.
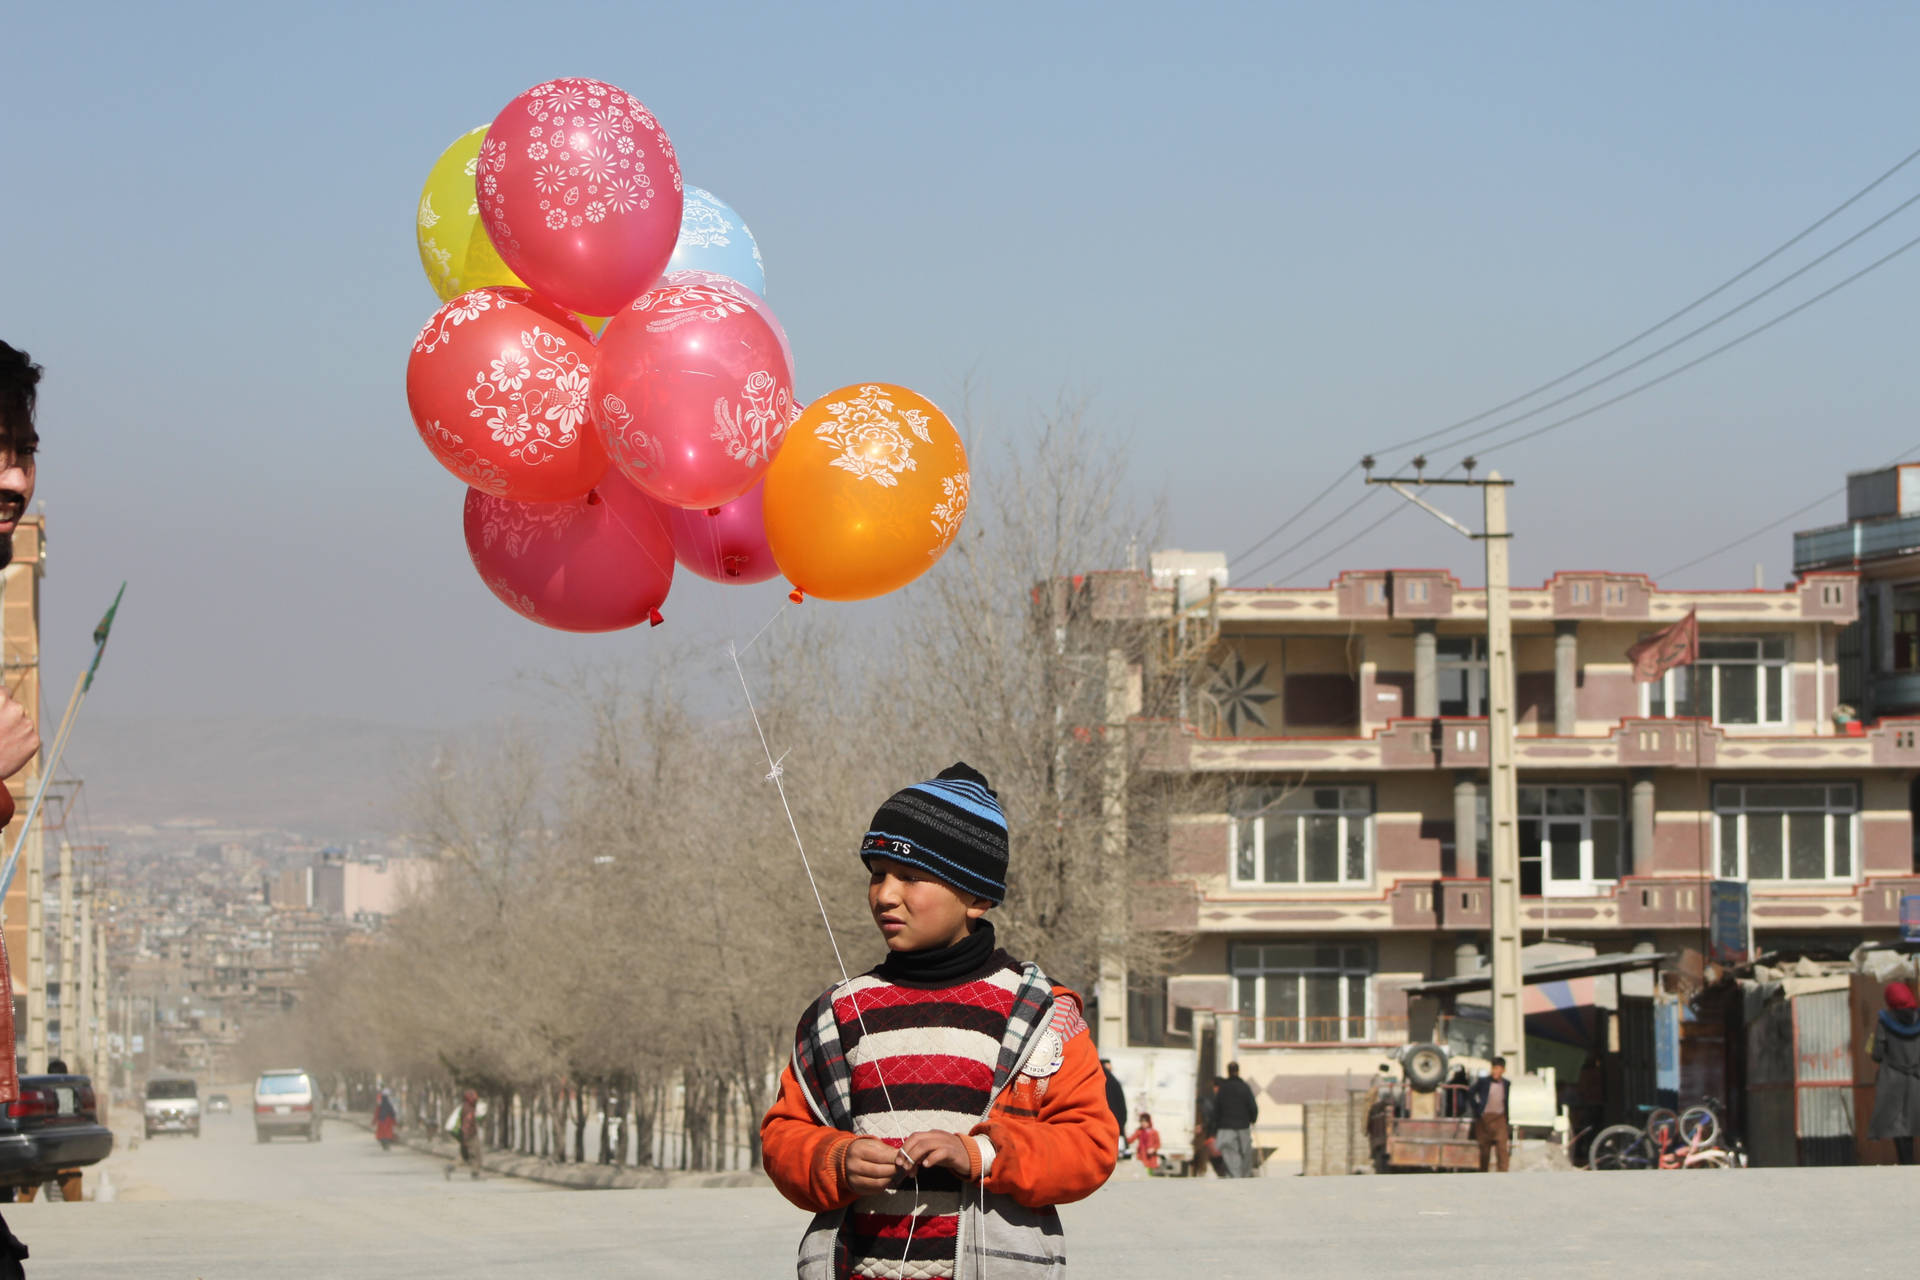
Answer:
[1084,553,1920,1162]
[1796,463,1920,725]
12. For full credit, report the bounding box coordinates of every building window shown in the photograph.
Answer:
[1519,785,1622,895]
[1231,786,1372,886]
[1645,635,1790,726]
[1604,584,1628,606]
[1466,785,1622,893]
[1715,783,1857,882]
[1437,636,1488,717]
[1126,976,1188,1048]
[1894,588,1920,672]
[1233,943,1373,1044]
[1570,581,1592,605]
[1406,580,1429,603]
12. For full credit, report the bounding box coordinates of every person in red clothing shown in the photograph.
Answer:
[1129,1112,1162,1172]
[762,763,1118,1279]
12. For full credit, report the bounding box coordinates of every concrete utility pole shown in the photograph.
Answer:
[1365,461,1524,1072]
[75,872,94,1073]
[1096,647,1130,1051]
[57,841,73,1064]
[24,827,45,1073]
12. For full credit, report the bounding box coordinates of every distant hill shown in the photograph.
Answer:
[59,716,443,837]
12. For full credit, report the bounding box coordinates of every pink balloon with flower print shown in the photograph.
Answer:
[589,274,796,510]
[662,268,794,380]
[477,78,684,317]
[463,470,674,633]
[660,482,780,584]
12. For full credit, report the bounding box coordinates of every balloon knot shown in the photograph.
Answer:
[707,507,722,517]
[585,489,602,506]
[648,608,664,627]
[788,587,806,604]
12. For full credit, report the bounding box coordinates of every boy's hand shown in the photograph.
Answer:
[844,1137,899,1194]
[897,1130,973,1179]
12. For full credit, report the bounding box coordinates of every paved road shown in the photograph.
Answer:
[93,1108,543,1203]
[3,1151,1905,1278]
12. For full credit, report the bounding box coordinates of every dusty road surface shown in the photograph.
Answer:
[92,1107,545,1203]
[3,1134,1905,1278]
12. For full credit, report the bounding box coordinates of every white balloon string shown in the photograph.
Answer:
[724,633,917,1275]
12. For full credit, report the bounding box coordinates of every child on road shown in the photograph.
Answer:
[762,763,1118,1278]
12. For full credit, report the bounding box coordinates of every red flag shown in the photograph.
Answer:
[1628,610,1698,683]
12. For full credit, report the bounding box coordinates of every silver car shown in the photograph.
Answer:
[143,1077,200,1138]
[253,1069,320,1142]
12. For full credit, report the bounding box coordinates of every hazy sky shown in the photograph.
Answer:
[8,1,1920,729]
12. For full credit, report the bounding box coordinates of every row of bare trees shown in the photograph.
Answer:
[240,403,1205,1170]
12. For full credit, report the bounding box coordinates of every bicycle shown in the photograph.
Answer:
[1587,1099,1742,1171]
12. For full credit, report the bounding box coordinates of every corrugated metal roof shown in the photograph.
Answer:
[1401,952,1672,998]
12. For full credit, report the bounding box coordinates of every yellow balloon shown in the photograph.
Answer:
[416,126,525,302]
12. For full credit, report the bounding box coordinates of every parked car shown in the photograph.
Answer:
[253,1069,320,1142]
[0,1072,114,1197]
[144,1076,201,1139]
[206,1093,231,1115]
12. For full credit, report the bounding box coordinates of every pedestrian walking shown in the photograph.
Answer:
[1212,1061,1260,1178]
[1100,1058,1128,1154]
[761,763,1118,1278]
[446,1089,483,1180]
[1870,981,1920,1164]
[1469,1057,1512,1172]
[1129,1112,1162,1172]
[373,1088,398,1152]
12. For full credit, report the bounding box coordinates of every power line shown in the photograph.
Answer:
[1466,226,1920,461]
[1372,140,1920,460]
[1237,488,1379,583]
[1657,438,1920,579]
[1266,493,1417,586]
[1231,464,1359,565]
[1393,185,1920,464]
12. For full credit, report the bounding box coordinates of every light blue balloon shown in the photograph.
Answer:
[665,186,766,297]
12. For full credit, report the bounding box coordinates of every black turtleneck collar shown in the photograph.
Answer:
[877,921,1005,989]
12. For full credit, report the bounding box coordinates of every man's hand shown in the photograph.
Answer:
[0,691,39,780]
[844,1137,899,1195]
[897,1130,973,1179]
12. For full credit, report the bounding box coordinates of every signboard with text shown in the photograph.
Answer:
[1709,879,1751,968]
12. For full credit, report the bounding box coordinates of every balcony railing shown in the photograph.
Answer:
[1237,1014,1409,1046]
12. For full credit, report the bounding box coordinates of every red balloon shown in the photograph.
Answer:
[662,482,780,584]
[477,78,684,317]
[407,288,609,502]
[464,471,674,632]
[663,268,794,377]
[590,275,796,510]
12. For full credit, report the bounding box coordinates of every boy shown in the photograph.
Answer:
[762,763,1117,1278]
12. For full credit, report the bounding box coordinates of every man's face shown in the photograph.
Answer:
[1490,1063,1505,1081]
[0,426,37,569]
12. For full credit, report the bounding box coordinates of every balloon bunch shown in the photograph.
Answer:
[405,78,971,633]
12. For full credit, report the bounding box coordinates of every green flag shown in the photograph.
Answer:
[83,582,125,692]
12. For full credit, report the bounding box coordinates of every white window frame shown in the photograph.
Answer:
[1642,634,1791,728]
[1437,636,1488,717]
[1518,784,1623,897]
[1714,782,1858,883]
[1230,786,1373,887]
[1232,943,1374,1044]
[1469,784,1624,895]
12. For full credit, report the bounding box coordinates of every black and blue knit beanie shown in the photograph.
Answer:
[860,762,1009,904]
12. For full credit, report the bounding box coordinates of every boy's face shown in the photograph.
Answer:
[867,856,989,952]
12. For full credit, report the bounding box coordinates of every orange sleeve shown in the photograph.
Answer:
[974,1027,1118,1208]
[760,1060,859,1214]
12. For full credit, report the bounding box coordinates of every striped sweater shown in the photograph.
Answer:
[835,955,1024,1279]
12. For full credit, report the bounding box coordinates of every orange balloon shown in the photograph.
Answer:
[762,384,970,601]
